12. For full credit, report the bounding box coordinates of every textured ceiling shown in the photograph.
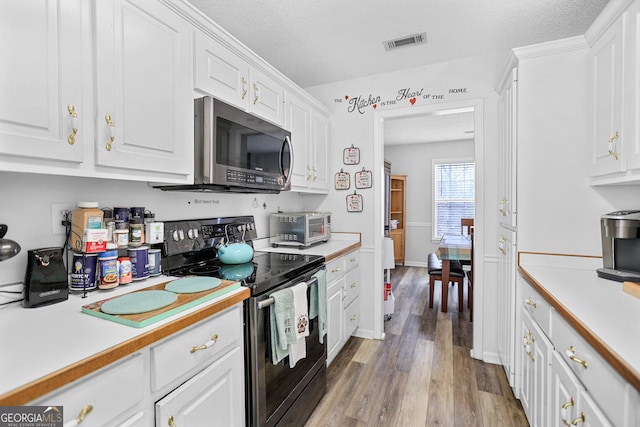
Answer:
[189,0,609,89]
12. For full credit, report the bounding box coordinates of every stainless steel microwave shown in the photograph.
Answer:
[157,96,292,193]
[269,212,331,248]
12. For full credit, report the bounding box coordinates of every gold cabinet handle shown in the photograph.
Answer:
[498,236,507,255]
[608,131,620,160]
[241,77,248,100]
[104,114,115,151]
[253,83,259,105]
[561,396,575,425]
[525,297,537,308]
[349,257,357,263]
[168,415,176,427]
[350,314,357,321]
[75,405,93,424]
[350,282,357,288]
[565,346,588,368]
[498,198,507,216]
[571,412,586,425]
[331,267,341,273]
[67,104,78,145]
[523,332,535,361]
[190,334,219,353]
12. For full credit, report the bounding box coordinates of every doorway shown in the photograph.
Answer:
[373,99,484,358]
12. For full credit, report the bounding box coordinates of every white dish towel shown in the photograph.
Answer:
[288,282,309,368]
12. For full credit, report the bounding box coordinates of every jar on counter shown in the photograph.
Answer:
[129,218,144,247]
[118,257,132,284]
[115,229,129,248]
[98,251,119,289]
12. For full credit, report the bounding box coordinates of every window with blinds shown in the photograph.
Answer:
[433,161,475,239]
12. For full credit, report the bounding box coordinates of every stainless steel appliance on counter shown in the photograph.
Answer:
[597,210,640,282]
[269,212,331,248]
[156,96,292,194]
[162,216,326,427]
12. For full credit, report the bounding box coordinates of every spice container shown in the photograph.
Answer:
[98,251,119,289]
[129,218,144,247]
[115,229,129,248]
[102,208,116,249]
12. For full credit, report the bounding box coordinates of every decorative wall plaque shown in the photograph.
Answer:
[346,191,363,212]
[343,145,360,165]
[355,167,372,189]
[334,169,350,190]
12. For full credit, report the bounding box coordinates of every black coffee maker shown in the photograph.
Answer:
[23,247,68,308]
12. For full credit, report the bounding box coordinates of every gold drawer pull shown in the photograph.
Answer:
[67,104,78,145]
[75,405,93,424]
[331,267,341,273]
[168,415,176,427]
[608,131,620,160]
[561,396,574,425]
[241,77,248,100]
[571,412,586,425]
[190,334,219,353]
[565,346,588,368]
[105,114,115,151]
[350,282,357,288]
[350,315,357,321]
[525,297,537,308]
[253,83,260,105]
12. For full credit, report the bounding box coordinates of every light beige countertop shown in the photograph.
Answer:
[0,275,249,405]
[253,232,361,261]
[518,252,640,392]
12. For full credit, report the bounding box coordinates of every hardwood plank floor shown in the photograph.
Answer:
[306,266,528,427]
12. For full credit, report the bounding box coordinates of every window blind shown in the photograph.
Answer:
[434,162,475,238]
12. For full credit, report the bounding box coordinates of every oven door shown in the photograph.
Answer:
[245,268,327,427]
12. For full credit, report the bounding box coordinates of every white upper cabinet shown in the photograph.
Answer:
[94,0,193,178]
[194,31,285,126]
[286,92,330,193]
[588,0,640,184]
[0,0,85,164]
[497,64,518,228]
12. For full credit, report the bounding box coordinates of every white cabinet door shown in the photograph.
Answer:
[309,111,330,192]
[588,11,625,176]
[497,65,517,228]
[520,309,551,427]
[94,0,192,178]
[497,229,517,385]
[620,1,640,171]
[286,93,312,189]
[155,346,244,427]
[194,31,284,126]
[326,278,345,365]
[0,0,84,164]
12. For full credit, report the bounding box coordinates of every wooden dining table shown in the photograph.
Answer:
[435,234,472,312]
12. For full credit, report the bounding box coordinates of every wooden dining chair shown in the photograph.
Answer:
[427,253,465,312]
[460,218,474,321]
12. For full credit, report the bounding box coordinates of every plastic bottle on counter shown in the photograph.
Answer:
[118,257,132,284]
[102,208,117,250]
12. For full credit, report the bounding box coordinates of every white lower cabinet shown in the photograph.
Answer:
[520,309,551,427]
[31,304,244,427]
[326,249,360,365]
[519,278,638,427]
[32,354,147,426]
[155,346,244,427]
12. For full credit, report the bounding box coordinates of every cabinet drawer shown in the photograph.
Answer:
[150,304,242,392]
[33,354,144,426]
[326,256,345,284]
[344,298,358,338]
[344,268,360,307]
[521,279,552,337]
[551,312,625,427]
[344,250,360,272]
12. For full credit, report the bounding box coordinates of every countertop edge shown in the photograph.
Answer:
[323,241,362,262]
[517,252,640,393]
[0,287,250,405]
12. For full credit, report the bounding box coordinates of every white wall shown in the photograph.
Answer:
[0,171,324,285]
[385,139,474,266]
[306,52,506,342]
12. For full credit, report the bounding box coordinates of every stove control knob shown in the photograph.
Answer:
[187,229,196,239]
[237,225,244,232]
[172,230,181,242]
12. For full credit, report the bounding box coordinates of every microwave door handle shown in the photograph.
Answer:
[281,135,293,187]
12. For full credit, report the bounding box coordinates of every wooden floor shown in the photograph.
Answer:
[305,265,528,427]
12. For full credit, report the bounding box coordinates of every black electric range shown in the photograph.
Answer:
[161,216,324,296]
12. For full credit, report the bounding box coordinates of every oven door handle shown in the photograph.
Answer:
[257,276,319,310]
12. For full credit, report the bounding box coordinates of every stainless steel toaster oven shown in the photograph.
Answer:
[269,212,331,248]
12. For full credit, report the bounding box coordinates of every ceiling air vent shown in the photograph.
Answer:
[384,32,427,51]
